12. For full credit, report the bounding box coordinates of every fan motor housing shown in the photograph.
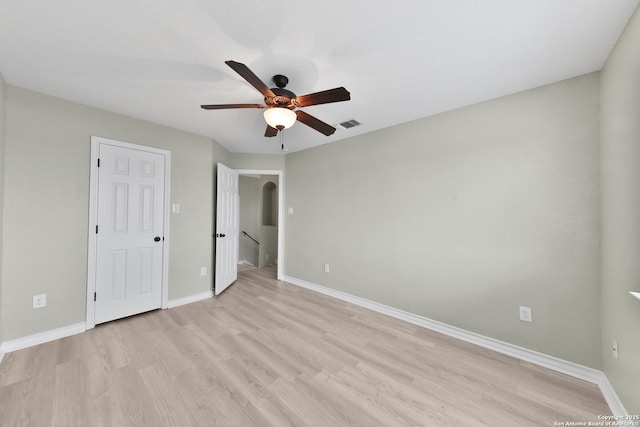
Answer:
[266,87,296,107]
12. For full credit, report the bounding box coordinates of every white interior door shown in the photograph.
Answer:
[215,164,239,295]
[94,144,166,324]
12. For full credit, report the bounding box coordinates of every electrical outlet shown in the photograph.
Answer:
[519,306,532,322]
[33,294,47,309]
[200,267,207,276]
[612,339,619,360]
[324,264,330,273]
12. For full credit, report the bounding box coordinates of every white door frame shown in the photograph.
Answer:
[86,136,172,330]
[236,169,284,281]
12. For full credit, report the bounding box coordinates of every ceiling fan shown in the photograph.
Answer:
[201,61,351,137]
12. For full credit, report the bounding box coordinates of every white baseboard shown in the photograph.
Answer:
[239,260,255,266]
[598,374,631,418]
[283,275,629,417]
[167,290,213,309]
[0,322,86,354]
[0,350,4,365]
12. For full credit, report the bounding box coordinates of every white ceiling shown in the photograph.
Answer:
[0,1,637,154]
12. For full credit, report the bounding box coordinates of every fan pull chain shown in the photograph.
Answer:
[280,128,285,151]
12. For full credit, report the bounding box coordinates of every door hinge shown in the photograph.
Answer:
[97,158,100,167]
[93,292,97,301]
[96,225,99,234]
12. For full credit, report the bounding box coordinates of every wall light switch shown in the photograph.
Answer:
[288,207,294,215]
[324,264,330,273]
[172,203,180,214]
[200,267,207,276]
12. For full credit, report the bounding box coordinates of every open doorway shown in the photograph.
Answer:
[236,170,283,280]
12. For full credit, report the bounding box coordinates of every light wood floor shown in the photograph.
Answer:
[237,262,259,273]
[0,265,611,426]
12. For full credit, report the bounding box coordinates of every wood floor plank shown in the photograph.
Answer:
[108,365,163,426]
[0,264,612,426]
[0,372,56,426]
[222,357,306,427]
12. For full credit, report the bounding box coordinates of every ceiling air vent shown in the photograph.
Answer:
[337,119,361,131]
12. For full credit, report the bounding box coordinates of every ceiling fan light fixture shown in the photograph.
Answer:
[202,61,349,137]
[264,107,296,130]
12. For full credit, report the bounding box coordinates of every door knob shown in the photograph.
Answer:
[154,236,161,242]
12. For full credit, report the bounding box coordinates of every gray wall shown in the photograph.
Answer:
[285,73,602,368]
[600,5,640,414]
[1,86,229,341]
[238,175,260,266]
[0,72,5,344]
[229,153,285,171]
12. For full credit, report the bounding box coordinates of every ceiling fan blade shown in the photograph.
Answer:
[225,60,276,98]
[200,103,266,110]
[265,125,278,137]
[296,110,336,136]
[293,87,350,108]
